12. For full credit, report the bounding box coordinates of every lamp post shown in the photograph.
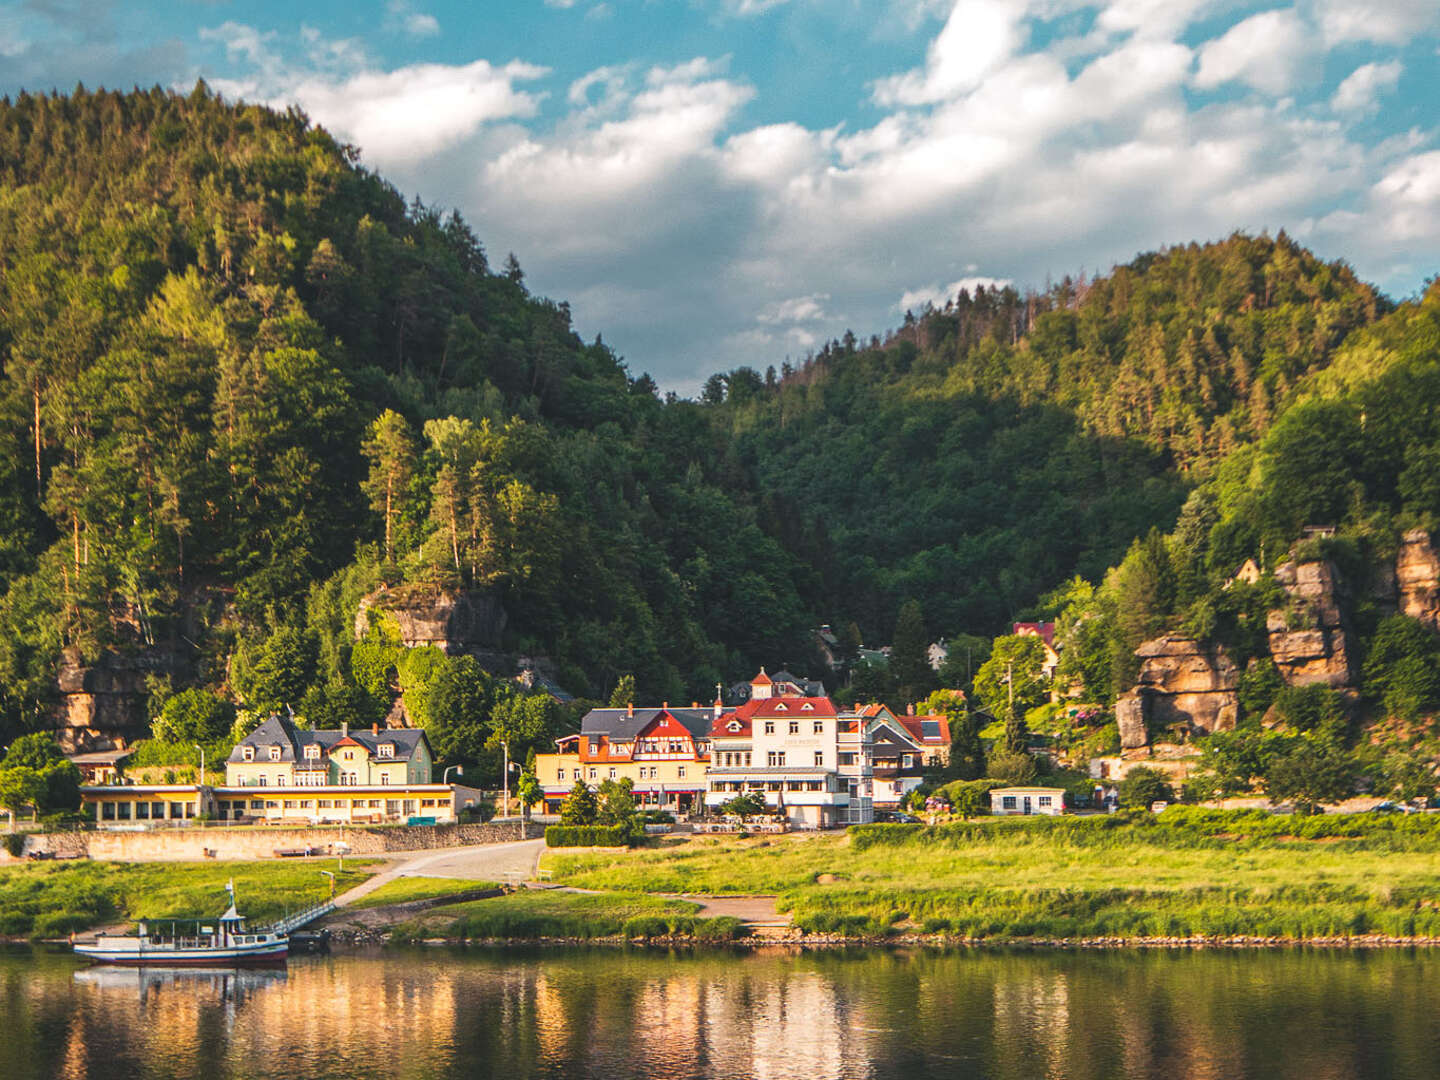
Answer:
[194,744,206,784]
[502,741,510,820]
[443,764,464,785]
[320,869,335,899]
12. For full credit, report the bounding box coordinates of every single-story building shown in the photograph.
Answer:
[989,786,1066,816]
[80,783,486,826]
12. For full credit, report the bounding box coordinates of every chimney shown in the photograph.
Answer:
[714,683,724,719]
[692,701,698,709]
[341,721,348,739]
[373,722,380,736]
[627,702,634,718]
[662,701,668,711]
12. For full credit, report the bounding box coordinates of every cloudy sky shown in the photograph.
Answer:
[3,1,1439,391]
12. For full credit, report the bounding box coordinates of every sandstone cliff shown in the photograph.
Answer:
[1266,559,1355,688]
[355,587,507,654]
[1398,529,1440,631]
[1116,636,1239,749]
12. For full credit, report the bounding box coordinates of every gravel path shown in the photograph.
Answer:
[333,838,546,907]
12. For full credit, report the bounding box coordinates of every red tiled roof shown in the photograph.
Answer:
[751,669,773,685]
[748,696,838,718]
[900,714,950,745]
[1012,621,1056,648]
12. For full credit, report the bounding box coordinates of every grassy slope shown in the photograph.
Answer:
[0,859,375,937]
[348,876,498,910]
[387,890,720,941]
[544,813,1440,939]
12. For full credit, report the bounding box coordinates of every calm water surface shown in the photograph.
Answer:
[3,946,1438,1079]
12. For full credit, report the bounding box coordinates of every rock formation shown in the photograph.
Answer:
[1397,529,1440,631]
[1116,636,1240,749]
[1267,559,1354,688]
[355,587,507,653]
[54,647,181,753]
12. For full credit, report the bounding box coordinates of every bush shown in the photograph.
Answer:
[545,824,631,847]
[1118,767,1173,809]
[622,915,671,939]
[3,833,26,857]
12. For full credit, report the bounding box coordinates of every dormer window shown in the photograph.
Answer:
[378,743,395,759]
[774,702,788,711]
[304,745,320,761]
[727,721,742,733]
[242,746,254,762]
[269,746,281,761]
[801,702,814,711]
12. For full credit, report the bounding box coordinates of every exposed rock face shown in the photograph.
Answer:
[1114,695,1149,750]
[1121,636,1239,743]
[356,588,507,653]
[1398,529,1440,631]
[1267,559,1354,688]
[54,647,180,753]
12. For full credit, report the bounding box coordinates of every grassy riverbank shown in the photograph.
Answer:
[348,876,498,910]
[0,859,374,937]
[386,889,746,943]
[543,809,1440,941]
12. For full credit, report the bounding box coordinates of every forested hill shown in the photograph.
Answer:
[700,236,1387,638]
[0,86,1404,753]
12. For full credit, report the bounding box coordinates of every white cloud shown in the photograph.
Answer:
[1316,0,1440,45]
[899,277,1010,312]
[873,0,1028,105]
[385,2,440,38]
[1194,9,1316,96]
[758,294,831,323]
[1331,61,1403,113]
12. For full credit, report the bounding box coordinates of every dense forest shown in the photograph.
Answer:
[0,86,1432,786]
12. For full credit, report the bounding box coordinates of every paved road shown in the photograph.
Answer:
[334,838,547,907]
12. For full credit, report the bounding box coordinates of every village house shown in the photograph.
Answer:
[860,704,951,808]
[534,702,716,816]
[989,785,1066,816]
[80,717,483,826]
[1012,622,1060,680]
[704,671,875,828]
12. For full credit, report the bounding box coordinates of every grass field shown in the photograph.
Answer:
[348,876,498,910]
[386,889,748,942]
[541,810,1440,940]
[0,859,376,938]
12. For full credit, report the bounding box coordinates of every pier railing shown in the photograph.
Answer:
[266,901,336,934]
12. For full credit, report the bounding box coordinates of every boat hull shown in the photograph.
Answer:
[74,941,289,966]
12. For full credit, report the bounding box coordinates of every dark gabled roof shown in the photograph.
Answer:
[228,716,429,763]
[580,707,716,742]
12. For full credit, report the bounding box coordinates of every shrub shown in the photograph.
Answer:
[622,915,670,939]
[2,833,26,857]
[719,794,766,816]
[1117,767,1173,809]
[545,824,631,847]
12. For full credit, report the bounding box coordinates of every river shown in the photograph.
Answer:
[3,946,1438,1079]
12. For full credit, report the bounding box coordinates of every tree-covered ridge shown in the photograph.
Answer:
[698,234,1385,643]
[0,85,812,744]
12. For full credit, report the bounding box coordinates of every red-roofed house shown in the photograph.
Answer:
[1012,622,1060,680]
[705,693,874,828]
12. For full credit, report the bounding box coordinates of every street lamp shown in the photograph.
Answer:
[320,869,335,899]
[443,764,464,785]
[502,741,510,820]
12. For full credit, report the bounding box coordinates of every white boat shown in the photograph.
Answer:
[73,882,288,966]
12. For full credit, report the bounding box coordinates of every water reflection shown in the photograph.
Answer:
[3,947,1439,1080]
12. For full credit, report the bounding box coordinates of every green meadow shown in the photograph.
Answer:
[0,859,374,938]
[543,810,1440,940]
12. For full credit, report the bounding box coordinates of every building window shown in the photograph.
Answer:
[767,751,786,767]
[258,776,268,787]
[242,746,254,761]
[764,722,775,734]
[678,766,686,779]
[1038,796,1053,807]
[839,752,856,766]
[788,721,799,734]
[609,767,617,779]
[815,751,824,767]
[588,768,597,780]
[304,744,320,761]
[1003,796,1017,810]
[813,721,823,734]
[378,744,394,758]
[380,775,390,785]
[269,746,281,761]
[136,801,150,820]
[902,754,914,769]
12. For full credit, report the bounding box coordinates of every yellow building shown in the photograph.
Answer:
[224,716,432,789]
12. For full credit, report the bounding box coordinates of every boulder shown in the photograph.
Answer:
[1397,529,1440,631]
[1267,559,1354,688]
[1130,635,1239,735]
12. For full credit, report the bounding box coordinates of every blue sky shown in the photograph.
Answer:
[3,1,1439,392]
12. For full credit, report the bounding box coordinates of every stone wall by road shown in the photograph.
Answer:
[10,820,543,862]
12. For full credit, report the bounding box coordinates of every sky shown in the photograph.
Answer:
[2,1,1439,393]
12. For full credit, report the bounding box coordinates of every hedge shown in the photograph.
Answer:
[545,824,632,847]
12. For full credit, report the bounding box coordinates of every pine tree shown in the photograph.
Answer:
[361,410,417,564]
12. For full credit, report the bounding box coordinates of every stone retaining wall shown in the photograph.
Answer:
[9,820,543,862]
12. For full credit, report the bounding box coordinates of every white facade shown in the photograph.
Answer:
[989,786,1065,816]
